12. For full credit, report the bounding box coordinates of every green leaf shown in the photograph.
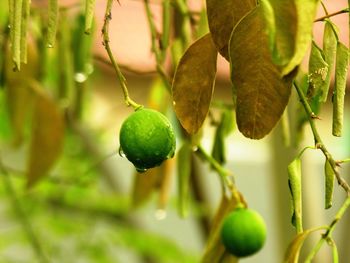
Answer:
[27,85,65,187]
[12,0,23,70]
[211,109,235,164]
[172,34,217,134]
[47,0,59,47]
[324,159,335,209]
[229,6,294,139]
[266,0,297,65]
[201,195,238,263]
[84,0,96,34]
[332,42,349,137]
[282,0,319,76]
[307,41,329,100]
[206,0,256,60]
[288,158,302,233]
[177,141,192,218]
[318,21,338,102]
[284,227,324,263]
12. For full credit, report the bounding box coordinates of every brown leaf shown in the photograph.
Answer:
[206,0,256,60]
[229,6,294,139]
[27,86,65,187]
[132,167,161,208]
[172,34,217,134]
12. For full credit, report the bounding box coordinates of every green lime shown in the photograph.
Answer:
[221,207,267,257]
[119,108,176,171]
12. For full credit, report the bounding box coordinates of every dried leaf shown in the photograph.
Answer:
[324,159,335,209]
[332,42,349,137]
[132,167,161,208]
[229,6,294,139]
[287,158,302,233]
[206,0,256,60]
[282,0,319,76]
[172,34,217,134]
[27,86,65,187]
[201,195,239,263]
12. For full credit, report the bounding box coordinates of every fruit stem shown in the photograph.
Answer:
[195,145,242,205]
[293,82,350,195]
[102,0,142,110]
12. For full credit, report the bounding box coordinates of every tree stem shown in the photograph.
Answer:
[102,0,142,110]
[314,8,349,22]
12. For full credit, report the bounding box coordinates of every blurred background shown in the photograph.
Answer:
[0,0,350,262]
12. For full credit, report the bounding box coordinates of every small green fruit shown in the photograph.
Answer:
[119,108,176,171]
[221,207,267,257]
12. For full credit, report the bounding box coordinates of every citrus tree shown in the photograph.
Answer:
[0,0,350,262]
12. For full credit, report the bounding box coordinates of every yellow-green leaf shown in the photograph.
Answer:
[12,0,23,70]
[177,141,192,218]
[282,0,319,76]
[206,0,256,60]
[332,42,349,137]
[27,87,65,187]
[284,227,324,263]
[266,0,297,65]
[172,34,217,134]
[318,21,338,102]
[84,0,96,34]
[229,6,294,139]
[47,0,58,47]
[307,41,329,100]
[288,158,302,233]
[201,195,239,263]
[324,159,335,209]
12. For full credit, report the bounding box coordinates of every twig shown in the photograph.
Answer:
[305,196,350,262]
[102,0,142,109]
[293,82,350,195]
[314,8,349,22]
[143,0,172,91]
[0,158,49,263]
[93,54,157,75]
[195,145,242,205]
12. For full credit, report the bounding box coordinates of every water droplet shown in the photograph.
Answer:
[172,101,176,106]
[192,146,198,152]
[136,167,147,173]
[47,43,53,48]
[118,147,125,157]
[86,63,94,75]
[74,72,88,83]
[155,209,167,220]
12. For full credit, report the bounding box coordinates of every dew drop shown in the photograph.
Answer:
[192,146,198,152]
[47,43,53,48]
[172,101,176,106]
[74,72,88,83]
[118,147,125,157]
[136,167,147,173]
[154,209,167,220]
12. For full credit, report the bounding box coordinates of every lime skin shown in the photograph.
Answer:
[119,108,176,171]
[221,207,267,257]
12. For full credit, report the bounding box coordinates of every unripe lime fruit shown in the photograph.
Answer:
[221,208,267,257]
[119,108,176,171]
